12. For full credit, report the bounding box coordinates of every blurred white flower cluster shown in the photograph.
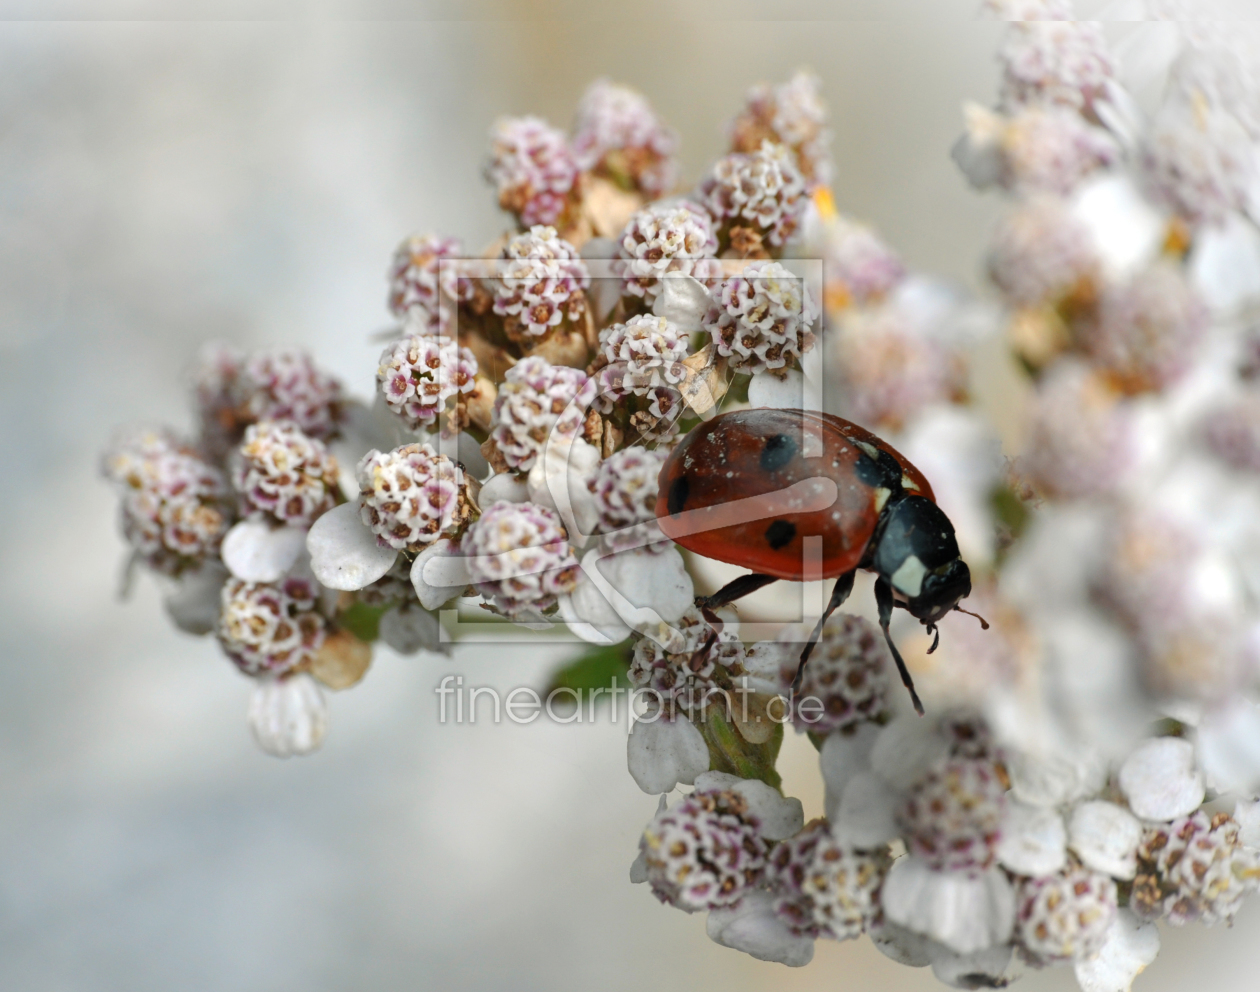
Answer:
[103,6,1260,988]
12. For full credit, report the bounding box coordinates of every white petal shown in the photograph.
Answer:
[378,602,446,655]
[478,472,531,507]
[706,889,815,967]
[1068,801,1142,880]
[306,502,398,591]
[629,847,648,884]
[820,722,881,821]
[1196,698,1260,796]
[566,546,694,641]
[1008,747,1105,809]
[870,920,935,968]
[1234,798,1260,850]
[627,715,709,794]
[834,770,902,848]
[221,520,306,582]
[582,239,622,322]
[652,273,711,334]
[870,715,949,790]
[694,771,805,841]
[556,583,633,645]
[882,858,1015,956]
[162,561,228,635]
[747,368,812,411]
[931,943,1020,990]
[1073,910,1159,992]
[456,431,489,481]
[409,539,466,611]
[247,674,328,758]
[1118,737,1204,821]
[527,436,601,543]
[996,800,1066,877]
[1070,174,1164,280]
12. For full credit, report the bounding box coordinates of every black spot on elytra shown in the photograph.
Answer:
[764,519,796,549]
[760,433,797,473]
[853,445,903,490]
[667,475,689,517]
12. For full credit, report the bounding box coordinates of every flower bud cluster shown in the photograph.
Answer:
[357,443,475,552]
[572,79,678,198]
[233,420,339,528]
[377,334,479,432]
[103,428,233,575]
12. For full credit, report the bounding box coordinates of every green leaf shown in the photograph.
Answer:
[338,601,388,643]
[701,707,783,792]
[544,642,632,698]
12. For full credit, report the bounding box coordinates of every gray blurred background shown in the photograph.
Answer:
[2,7,1257,991]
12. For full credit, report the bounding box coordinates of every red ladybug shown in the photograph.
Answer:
[655,407,982,715]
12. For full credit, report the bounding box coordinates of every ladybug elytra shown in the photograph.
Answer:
[655,407,983,715]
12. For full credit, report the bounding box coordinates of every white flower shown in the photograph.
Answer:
[995,799,1066,876]
[409,538,467,611]
[559,545,693,646]
[626,714,709,794]
[706,889,815,967]
[247,673,328,757]
[387,233,466,333]
[1074,910,1160,992]
[881,856,1015,955]
[220,519,308,583]
[306,502,399,592]
[377,601,445,656]
[571,78,678,197]
[1069,801,1143,879]
[526,435,601,542]
[1118,736,1205,821]
[376,334,478,431]
[160,561,229,635]
[1196,697,1260,795]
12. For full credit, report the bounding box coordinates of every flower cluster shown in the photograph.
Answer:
[377,334,479,433]
[705,260,819,375]
[232,420,339,528]
[105,22,1260,990]
[103,428,233,576]
[613,200,720,304]
[571,78,679,198]
[698,142,809,254]
[387,233,468,333]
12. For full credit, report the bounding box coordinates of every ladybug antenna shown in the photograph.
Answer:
[953,605,990,630]
[925,623,940,655]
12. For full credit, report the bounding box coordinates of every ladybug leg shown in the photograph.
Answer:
[874,577,926,716]
[790,569,856,694]
[696,572,779,610]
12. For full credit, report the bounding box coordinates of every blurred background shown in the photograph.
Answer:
[3,6,1257,991]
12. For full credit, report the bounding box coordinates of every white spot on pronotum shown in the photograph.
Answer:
[873,487,891,513]
[855,440,880,460]
[901,474,919,491]
[891,555,927,598]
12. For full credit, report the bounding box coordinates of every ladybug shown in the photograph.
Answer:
[655,407,983,715]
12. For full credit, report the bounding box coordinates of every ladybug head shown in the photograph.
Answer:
[870,495,971,624]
